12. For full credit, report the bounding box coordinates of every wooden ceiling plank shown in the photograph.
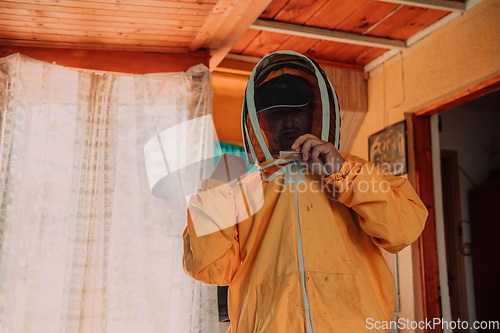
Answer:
[230,30,261,54]
[0,17,197,37]
[273,0,331,25]
[250,19,406,49]
[329,43,373,64]
[364,5,428,38]
[360,3,403,35]
[207,0,273,70]
[240,30,291,58]
[278,35,320,55]
[45,0,217,10]
[0,25,195,42]
[304,39,347,62]
[189,0,241,51]
[378,0,464,12]
[353,46,389,65]
[0,39,188,53]
[259,0,290,19]
[335,1,402,34]
[305,0,369,30]
[405,8,460,46]
[0,31,192,47]
[0,13,202,31]
[0,7,205,26]
[151,0,217,3]
[0,2,208,22]
[1,0,213,15]
[388,8,450,40]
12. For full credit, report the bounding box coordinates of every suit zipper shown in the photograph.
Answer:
[292,163,314,333]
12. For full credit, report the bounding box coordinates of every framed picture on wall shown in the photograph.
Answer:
[368,120,408,176]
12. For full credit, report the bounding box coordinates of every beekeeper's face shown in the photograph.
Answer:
[259,104,314,155]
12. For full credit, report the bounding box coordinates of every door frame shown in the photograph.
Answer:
[411,74,500,333]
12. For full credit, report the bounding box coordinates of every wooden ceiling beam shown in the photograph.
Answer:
[0,46,208,74]
[250,19,406,50]
[223,53,366,72]
[189,0,238,51]
[378,0,464,12]
[207,0,274,71]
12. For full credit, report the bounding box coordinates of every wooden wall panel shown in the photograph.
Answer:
[339,110,366,153]
[322,65,367,112]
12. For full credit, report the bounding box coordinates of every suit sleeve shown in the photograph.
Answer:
[327,153,428,253]
[182,178,241,286]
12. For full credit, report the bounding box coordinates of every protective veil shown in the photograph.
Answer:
[183,51,428,333]
[242,51,340,164]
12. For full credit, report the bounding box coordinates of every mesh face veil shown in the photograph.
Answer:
[241,51,341,165]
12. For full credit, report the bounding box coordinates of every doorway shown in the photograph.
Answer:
[414,87,500,332]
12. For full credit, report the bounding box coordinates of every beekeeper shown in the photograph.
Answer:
[183,51,428,333]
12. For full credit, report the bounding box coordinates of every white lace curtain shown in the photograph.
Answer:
[0,54,221,333]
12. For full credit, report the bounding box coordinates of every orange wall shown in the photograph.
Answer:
[212,71,249,145]
[351,0,500,159]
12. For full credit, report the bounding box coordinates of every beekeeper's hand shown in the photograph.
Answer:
[291,134,344,177]
[210,154,248,186]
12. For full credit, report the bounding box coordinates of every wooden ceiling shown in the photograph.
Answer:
[0,0,273,69]
[0,0,473,71]
[0,0,213,52]
[231,0,468,71]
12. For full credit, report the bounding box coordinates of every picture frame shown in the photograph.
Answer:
[368,120,408,176]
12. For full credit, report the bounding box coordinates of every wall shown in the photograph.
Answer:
[351,0,500,159]
[212,71,248,145]
[349,0,500,331]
